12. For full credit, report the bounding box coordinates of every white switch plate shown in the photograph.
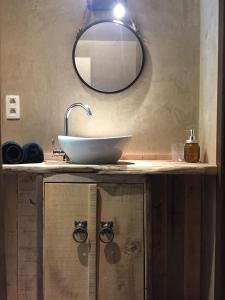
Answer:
[6,95,20,119]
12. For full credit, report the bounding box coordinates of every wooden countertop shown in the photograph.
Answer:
[2,160,217,175]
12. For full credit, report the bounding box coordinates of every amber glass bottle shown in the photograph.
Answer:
[184,129,200,163]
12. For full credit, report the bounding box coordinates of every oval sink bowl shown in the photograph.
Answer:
[58,135,132,164]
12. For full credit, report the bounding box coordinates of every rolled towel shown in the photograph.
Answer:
[2,141,23,164]
[22,143,44,163]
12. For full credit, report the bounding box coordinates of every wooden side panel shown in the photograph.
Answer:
[184,175,201,300]
[201,176,216,300]
[97,184,144,300]
[17,175,39,300]
[145,178,152,300]
[0,172,7,300]
[4,174,42,300]
[37,176,44,300]
[88,185,97,300]
[4,174,18,300]
[151,175,203,300]
[44,183,95,300]
[151,175,168,300]
[167,176,185,300]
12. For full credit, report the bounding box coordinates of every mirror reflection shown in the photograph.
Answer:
[73,21,145,93]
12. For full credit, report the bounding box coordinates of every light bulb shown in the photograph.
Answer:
[113,3,126,19]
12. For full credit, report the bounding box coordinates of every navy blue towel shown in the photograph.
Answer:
[2,141,23,164]
[22,143,44,163]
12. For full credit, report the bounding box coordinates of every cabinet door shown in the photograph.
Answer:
[97,184,145,300]
[44,183,97,300]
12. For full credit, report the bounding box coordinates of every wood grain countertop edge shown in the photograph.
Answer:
[2,160,218,175]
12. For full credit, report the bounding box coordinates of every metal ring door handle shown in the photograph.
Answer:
[73,221,88,243]
[99,221,114,244]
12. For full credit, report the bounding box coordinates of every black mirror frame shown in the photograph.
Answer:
[72,19,145,94]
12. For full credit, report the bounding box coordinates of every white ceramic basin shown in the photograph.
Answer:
[58,135,132,164]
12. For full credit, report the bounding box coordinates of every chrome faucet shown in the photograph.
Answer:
[64,102,92,136]
[52,102,92,158]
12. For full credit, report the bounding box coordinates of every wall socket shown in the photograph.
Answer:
[6,95,20,119]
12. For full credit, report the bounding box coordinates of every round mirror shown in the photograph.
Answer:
[72,20,145,93]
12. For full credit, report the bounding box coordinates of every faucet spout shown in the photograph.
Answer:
[64,102,92,136]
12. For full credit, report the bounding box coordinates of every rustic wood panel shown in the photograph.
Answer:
[17,175,39,300]
[167,176,185,300]
[0,183,7,299]
[201,176,216,300]
[184,175,201,300]
[151,175,168,300]
[0,177,7,299]
[97,184,145,300]
[88,185,97,300]
[44,183,91,300]
[4,174,42,300]
[145,178,152,300]
[44,173,146,184]
[36,176,44,300]
[151,175,203,300]
[3,160,217,175]
[4,174,18,300]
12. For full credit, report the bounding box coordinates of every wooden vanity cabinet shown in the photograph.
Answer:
[4,172,216,300]
[44,182,145,300]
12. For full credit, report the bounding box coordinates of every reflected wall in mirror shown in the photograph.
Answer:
[72,20,145,93]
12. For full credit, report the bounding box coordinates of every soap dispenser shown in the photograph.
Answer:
[184,129,200,163]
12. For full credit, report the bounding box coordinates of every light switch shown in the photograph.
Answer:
[6,95,20,119]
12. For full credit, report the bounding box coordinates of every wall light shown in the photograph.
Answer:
[113,3,126,19]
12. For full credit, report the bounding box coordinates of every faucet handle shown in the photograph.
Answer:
[51,139,65,156]
[53,148,65,156]
[51,138,55,148]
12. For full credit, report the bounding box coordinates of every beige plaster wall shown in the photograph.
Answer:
[199,0,218,164]
[0,0,200,156]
